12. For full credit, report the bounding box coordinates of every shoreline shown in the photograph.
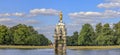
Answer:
[0,45,120,49]
[0,45,53,49]
[67,46,120,50]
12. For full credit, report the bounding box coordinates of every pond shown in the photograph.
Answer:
[0,48,120,55]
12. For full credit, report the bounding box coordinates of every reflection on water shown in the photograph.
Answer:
[54,50,66,55]
[54,47,66,55]
[0,49,120,55]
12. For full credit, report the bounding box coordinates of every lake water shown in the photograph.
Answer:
[0,48,120,55]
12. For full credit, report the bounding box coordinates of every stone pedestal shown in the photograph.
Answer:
[54,12,67,55]
[54,22,66,52]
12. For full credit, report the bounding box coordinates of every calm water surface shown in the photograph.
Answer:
[0,48,120,55]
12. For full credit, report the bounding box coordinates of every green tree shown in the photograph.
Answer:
[71,31,79,46]
[103,23,114,45]
[95,23,103,45]
[0,25,12,45]
[10,24,51,45]
[78,23,95,46]
[11,24,29,45]
[66,36,71,46]
[95,23,102,36]
[113,22,120,45]
[66,31,79,46]
[96,23,114,45]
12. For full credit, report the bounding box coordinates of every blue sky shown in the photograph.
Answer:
[0,0,120,41]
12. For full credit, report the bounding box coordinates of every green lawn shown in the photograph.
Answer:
[0,45,53,49]
[67,46,120,49]
[0,45,120,49]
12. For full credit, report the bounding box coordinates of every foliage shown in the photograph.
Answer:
[67,22,120,46]
[0,25,12,45]
[67,31,78,46]
[0,24,51,46]
[1,21,120,46]
[78,24,95,46]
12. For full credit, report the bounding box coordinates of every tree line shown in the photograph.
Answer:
[1,22,120,46]
[67,22,120,46]
[0,24,51,46]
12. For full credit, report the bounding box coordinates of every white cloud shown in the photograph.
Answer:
[34,25,55,41]
[0,18,15,27]
[98,0,120,9]
[0,18,13,22]
[0,8,59,17]
[0,12,25,17]
[0,13,11,17]
[108,0,120,2]
[68,9,120,35]
[30,8,60,16]
[69,10,120,19]
[35,25,55,31]
[0,8,60,33]
[23,19,40,24]
[0,18,40,27]
[12,12,25,17]
[98,2,120,8]
[69,12,102,18]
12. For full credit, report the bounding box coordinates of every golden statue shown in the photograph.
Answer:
[59,11,63,21]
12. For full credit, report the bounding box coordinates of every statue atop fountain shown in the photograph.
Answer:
[54,11,67,54]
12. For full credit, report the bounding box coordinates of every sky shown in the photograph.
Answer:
[0,0,120,41]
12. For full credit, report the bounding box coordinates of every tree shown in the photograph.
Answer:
[95,23,103,45]
[103,23,114,45]
[96,23,114,45]
[66,36,72,46]
[11,24,30,45]
[95,23,102,36]
[10,24,51,45]
[113,22,120,45]
[0,25,12,45]
[78,24,95,46]
[67,31,79,46]
[71,31,78,46]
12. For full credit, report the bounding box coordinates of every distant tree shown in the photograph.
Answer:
[71,31,78,46]
[0,25,12,45]
[66,36,71,46]
[95,23,102,36]
[10,24,51,45]
[96,23,114,45]
[67,31,79,46]
[78,24,95,46]
[2,21,120,46]
[113,22,120,45]
[95,23,103,45]
[10,24,29,45]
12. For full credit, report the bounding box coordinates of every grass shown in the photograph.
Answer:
[0,45,53,49]
[67,46,120,50]
[0,45,120,49]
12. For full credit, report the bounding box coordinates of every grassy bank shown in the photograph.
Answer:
[0,45,120,49]
[67,46,120,50]
[0,45,53,49]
